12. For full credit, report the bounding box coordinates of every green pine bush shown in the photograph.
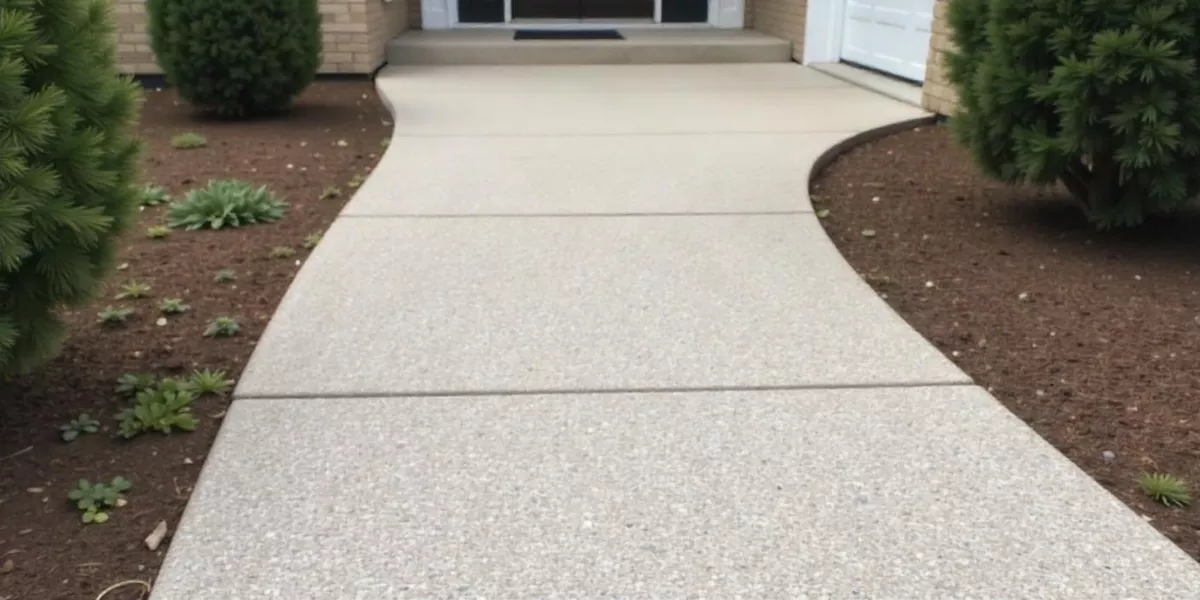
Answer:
[147,0,322,118]
[0,0,141,377]
[947,0,1200,229]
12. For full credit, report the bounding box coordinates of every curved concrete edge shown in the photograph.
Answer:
[798,116,1200,563]
[807,115,936,183]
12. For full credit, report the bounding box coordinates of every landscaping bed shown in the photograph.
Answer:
[812,123,1200,560]
[0,81,390,599]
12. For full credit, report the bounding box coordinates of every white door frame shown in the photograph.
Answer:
[421,0,743,28]
[801,0,845,65]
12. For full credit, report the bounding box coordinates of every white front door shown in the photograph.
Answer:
[840,0,934,82]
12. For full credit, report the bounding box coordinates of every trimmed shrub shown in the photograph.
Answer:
[0,0,141,376]
[947,0,1200,229]
[147,0,322,118]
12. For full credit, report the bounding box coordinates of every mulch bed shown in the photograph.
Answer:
[0,81,390,599]
[812,123,1200,560]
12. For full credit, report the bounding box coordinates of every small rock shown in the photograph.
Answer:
[924,281,935,288]
[132,351,142,359]
[145,520,169,551]
[1035,389,1046,398]
[286,164,294,170]
[117,263,129,271]
[816,209,831,219]
[336,140,348,147]
[951,350,961,357]
[1102,450,1116,463]
[26,487,43,494]
[861,229,877,238]
[155,317,167,327]
[300,141,308,147]
[183,457,194,465]
[871,196,880,203]
[18,529,32,535]
[1018,292,1032,302]
[115,498,128,508]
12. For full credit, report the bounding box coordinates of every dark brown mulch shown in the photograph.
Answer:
[812,123,1200,560]
[0,82,390,600]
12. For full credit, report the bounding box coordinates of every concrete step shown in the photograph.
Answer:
[386,29,792,65]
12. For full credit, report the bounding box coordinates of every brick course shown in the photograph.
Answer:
[113,0,408,74]
[920,0,956,114]
[749,0,805,62]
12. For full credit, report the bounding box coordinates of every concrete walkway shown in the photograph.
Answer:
[152,65,1200,598]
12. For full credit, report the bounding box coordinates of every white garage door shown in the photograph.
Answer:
[840,0,935,82]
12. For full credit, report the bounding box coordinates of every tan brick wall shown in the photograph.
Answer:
[114,0,407,75]
[920,0,956,114]
[750,0,805,62]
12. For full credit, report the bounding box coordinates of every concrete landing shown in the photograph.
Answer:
[150,64,1200,598]
[386,29,792,65]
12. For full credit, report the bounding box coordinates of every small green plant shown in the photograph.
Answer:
[97,306,135,326]
[301,232,322,250]
[159,298,190,315]
[115,281,151,300]
[320,186,341,200]
[213,269,237,284]
[68,477,132,524]
[146,225,171,239]
[269,245,295,259]
[170,132,207,149]
[116,373,156,398]
[346,174,366,189]
[139,184,171,207]
[60,413,101,442]
[167,180,287,230]
[116,378,198,439]
[186,369,235,397]
[1138,473,1192,508]
[204,317,240,338]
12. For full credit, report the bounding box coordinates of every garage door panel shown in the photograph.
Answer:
[841,0,934,82]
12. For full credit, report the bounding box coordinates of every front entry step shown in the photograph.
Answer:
[386,29,792,65]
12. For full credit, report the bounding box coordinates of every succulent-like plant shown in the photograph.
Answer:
[146,225,170,239]
[170,132,207,149]
[301,233,322,250]
[158,298,191,315]
[204,317,240,338]
[97,306,135,326]
[1138,473,1192,508]
[116,378,198,439]
[320,185,341,200]
[346,173,365,189]
[139,184,172,207]
[116,373,156,398]
[186,369,235,397]
[60,413,101,442]
[269,245,295,259]
[68,477,132,524]
[115,281,151,300]
[213,269,237,284]
[167,180,287,231]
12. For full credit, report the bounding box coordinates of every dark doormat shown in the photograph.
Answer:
[514,29,624,40]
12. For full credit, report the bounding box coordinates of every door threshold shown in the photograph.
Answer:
[455,22,715,29]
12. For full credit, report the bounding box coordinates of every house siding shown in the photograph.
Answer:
[920,0,956,114]
[113,0,409,75]
[749,0,804,62]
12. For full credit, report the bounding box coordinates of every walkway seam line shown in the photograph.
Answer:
[233,380,976,401]
[338,210,811,219]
